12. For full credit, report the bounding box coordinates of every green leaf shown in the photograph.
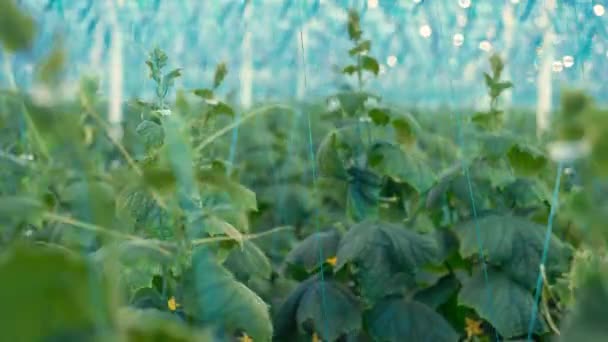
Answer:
[348,40,371,56]
[392,117,416,147]
[0,244,112,342]
[62,179,116,227]
[130,287,165,310]
[366,298,458,342]
[274,277,362,341]
[196,166,257,212]
[346,167,382,222]
[210,101,235,118]
[347,9,362,41]
[507,144,547,177]
[284,229,341,274]
[336,220,439,301]
[163,68,182,87]
[213,62,228,89]
[36,44,66,84]
[489,53,504,79]
[456,214,572,290]
[224,241,272,282]
[0,195,44,224]
[193,88,214,99]
[361,56,380,75]
[136,120,164,151]
[458,268,547,338]
[414,274,461,309]
[367,142,436,194]
[483,72,494,89]
[118,307,212,341]
[368,108,390,126]
[182,248,272,340]
[342,65,359,75]
[0,0,36,52]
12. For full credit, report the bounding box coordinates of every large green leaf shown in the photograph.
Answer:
[367,141,436,193]
[458,268,547,339]
[0,244,112,342]
[0,195,44,225]
[456,214,572,289]
[182,248,272,340]
[136,120,164,151]
[336,221,439,301]
[346,166,382,222]
[284,229,341,273]
[224,240,272,282]
[366,298,458,342]
[118,308,211,341]
[274,277,362,341]
[0,0,36,52]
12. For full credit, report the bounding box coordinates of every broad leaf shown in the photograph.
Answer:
[366,298,458,342]
[136,120,164,151]
[336,221,439,301]
[361,56,380,75]
[274,277,362,341]
[224,241,272,282]
[284,229,341,274]
[507,144,547,177]
[0,0,36,52]
[367,142,436,193]
[459,268,547,338]
[182,248,272,340]
[0,244,111,342]
[118,307,211,341]
[456,214,572,289]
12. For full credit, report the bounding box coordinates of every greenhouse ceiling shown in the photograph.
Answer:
[2,0,607,107]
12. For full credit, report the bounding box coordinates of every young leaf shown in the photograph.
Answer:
[368,108,390,126]
[193,88,214,99]
[361,56,379,76]
[348,40,371,56]
[347,9,362,41]
[213,62,228,89]
[342,65,359,75]
[392,117,416,147]
[163,68,182,87]
[507,144,547,177]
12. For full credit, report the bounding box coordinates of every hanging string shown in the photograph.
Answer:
[297,1,330,339]
[428,1,499,341]
[526,163,564,341]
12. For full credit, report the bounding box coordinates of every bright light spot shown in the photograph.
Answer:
[511,0,520,4]
[593,4,605,16]
[419,24,432,38]
[367,0,379,9]
[479,40,492,52]
[386,55,398,67]
[327,98,340,111]
[458,0,472,9]
[563,55,574,68]
[552,61,564,73]
[413,0,422,3]
[457,14,468,27]
[453,33,464,47]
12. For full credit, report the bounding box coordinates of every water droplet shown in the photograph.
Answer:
[479,40,492,52]
[458,0,472,9]
[593,4,605,17]
[552,61,564,72]
[562,55,574,68]
[419,25,432,38]
[453,33,464,47]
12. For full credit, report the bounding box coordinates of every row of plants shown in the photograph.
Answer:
[1,2,607,341]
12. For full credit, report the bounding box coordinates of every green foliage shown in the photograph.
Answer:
[0,0,36,52]
[366,298,458,341]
